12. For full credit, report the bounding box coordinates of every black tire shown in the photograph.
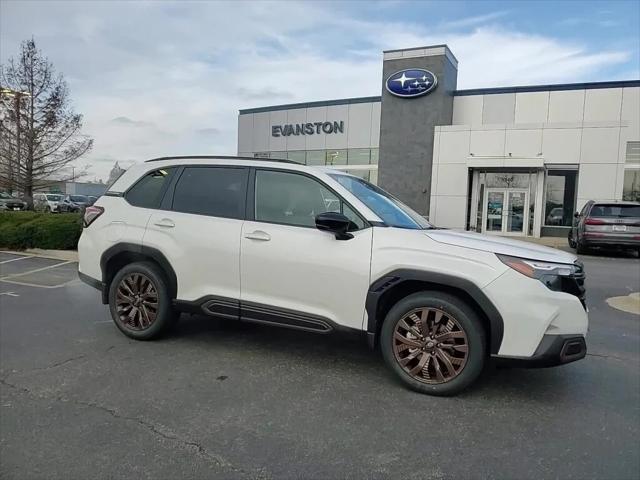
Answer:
[567,230,576,248]
[380,291,486,396]
[576,239,589,255]
[108,261,176,340]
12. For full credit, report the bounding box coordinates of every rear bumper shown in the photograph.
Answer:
[582,233,640,247]
[78,271,108,303]
[493,334,587,368]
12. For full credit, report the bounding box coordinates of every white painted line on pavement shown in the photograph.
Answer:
[0,278,75,289]
[0,255,33,264]
[0,291,19,297]
[0,260,72,279]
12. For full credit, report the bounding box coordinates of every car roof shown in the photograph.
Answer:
[145,155,300,165]
[590,200,640,206]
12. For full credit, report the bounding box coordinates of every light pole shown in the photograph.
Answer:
[0,87,31,195]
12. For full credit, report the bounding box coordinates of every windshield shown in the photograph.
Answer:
[46,194,62,201]
[70,195,88,202]
[591,204,640,218]
[0,192,11,199]
[330,174,433,229]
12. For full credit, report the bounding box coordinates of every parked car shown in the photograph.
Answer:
[78,156,588,396]
[0,192,27,211]
[87,195,99,206]
[59,194,90,212]
[34,193,64,213]
[568,201,640,254]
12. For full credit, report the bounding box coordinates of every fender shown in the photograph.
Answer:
[99,242,178,303]
[365,269,504,354]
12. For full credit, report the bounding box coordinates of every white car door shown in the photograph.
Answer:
[240,168,373,331]
[143,165,248,304]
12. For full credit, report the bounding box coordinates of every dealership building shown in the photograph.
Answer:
[237,45,640,238]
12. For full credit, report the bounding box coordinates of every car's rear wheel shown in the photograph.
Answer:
[108,262,175,340]
[380,291,486,396]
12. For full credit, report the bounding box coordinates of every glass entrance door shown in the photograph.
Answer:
[483,188,529,235]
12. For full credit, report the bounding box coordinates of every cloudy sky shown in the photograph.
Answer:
[1,0,639,181]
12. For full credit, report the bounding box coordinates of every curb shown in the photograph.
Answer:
[1,249,78,262]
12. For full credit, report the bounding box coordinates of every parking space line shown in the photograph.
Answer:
[0,278,77,289]
[0,255,33,265]
[0,260,72,280]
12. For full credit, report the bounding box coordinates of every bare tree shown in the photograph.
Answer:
[0,38,93,206]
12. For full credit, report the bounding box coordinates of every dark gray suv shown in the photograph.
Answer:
[568,201,640,254]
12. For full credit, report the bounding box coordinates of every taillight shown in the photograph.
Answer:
[585,218,605,225]
[83,205,104,227]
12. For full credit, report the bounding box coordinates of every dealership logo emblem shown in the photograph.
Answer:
[385,69,437,98]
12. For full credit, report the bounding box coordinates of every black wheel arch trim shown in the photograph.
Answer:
[365,269,504,354]
[99,243,178,304]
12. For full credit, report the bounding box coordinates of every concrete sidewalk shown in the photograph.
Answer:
[501,235,569,249]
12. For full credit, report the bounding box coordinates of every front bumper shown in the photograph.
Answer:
[483,267,588,357]
[493,334,586,367]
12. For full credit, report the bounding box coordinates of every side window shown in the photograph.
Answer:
[254,170,365,230]
[126,168,174,209]
[172,167,248,219]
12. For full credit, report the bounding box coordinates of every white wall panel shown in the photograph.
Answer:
[482,94,515,124]
[347,103,373,148]
[505,129,542,157]
[470,129,506,157]
[433,196,467,229]
[548,90,585,123]
[305,107,327,151]
[285,108,307,150]
[370,102,381,147]
[325,105,349,150]
[515,92,549,123]
[438,130,470,163]
[577,163,618,200]
[237,114,254,154]
[435,164,469,195]
[542,128,581,164]
[268,110,287,151]
[621,87,640,132]
[452,96,483,125]
[580,127,621,164]
[251,112,270,152]
[584,88,622,123]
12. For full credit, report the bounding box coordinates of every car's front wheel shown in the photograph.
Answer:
[380,291,486,396]
[108,262,176,340]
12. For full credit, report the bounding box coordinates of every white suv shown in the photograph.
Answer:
[78,156,588,396]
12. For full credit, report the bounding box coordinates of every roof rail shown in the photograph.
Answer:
[144,155,302,165]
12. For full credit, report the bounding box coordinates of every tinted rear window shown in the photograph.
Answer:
[590,204,640,218]
[70,195,88,202]
[46,195,62,201]
[126,168,174,209]
[171,167,248,219]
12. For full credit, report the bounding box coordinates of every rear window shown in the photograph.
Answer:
[126,168,174,209]
[70,195,88,202]
[590,204,640,218]
[171,166,248,219]
[46,194,62,201]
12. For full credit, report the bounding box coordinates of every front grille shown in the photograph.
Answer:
[562,261,587,310]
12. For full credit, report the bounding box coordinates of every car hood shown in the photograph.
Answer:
[424,229,577,264]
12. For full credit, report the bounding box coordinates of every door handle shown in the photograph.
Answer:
[244,230,271,241]
[154,218,175,228]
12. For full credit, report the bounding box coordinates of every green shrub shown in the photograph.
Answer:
[0,212,83,250]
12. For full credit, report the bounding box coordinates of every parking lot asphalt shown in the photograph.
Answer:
[1,250,639,480]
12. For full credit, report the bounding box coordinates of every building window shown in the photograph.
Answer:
[623,170,640,201]
[623,142,640,201]
[348,149,371,165]
[370,148,379,165]
[306,150,325,166]
[544,170,577,227]
[287,151,306,164]
[325,149,347,166]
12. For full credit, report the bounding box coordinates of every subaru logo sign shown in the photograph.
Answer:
[385,68,437,98]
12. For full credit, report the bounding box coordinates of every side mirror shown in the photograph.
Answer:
[315,212,353,240]
[574,212,580,218]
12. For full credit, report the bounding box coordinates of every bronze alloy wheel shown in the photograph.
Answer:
[115,273,159,331]
[392,307,469,384]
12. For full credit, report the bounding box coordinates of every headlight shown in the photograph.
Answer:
[496,254,576,279]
